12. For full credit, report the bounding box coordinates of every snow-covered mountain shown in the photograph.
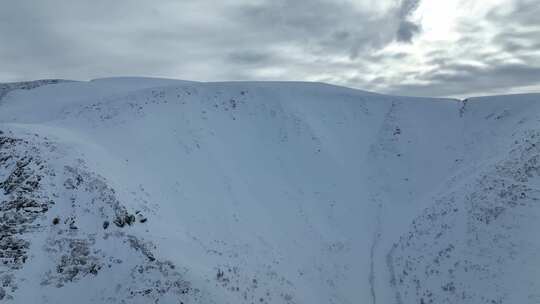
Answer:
[0,78,539,304]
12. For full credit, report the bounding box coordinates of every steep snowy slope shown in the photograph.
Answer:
[0,78,539,303]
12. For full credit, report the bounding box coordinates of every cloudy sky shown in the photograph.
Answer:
[1,0,539,97]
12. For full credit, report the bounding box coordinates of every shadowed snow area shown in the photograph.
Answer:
[0,78,539,303]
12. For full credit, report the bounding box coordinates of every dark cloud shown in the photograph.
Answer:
[227,51,274,65]
[0,0,423,83]
[396,0,422,42]
[232,0,422,59]
[487,0,540,26]
[385,62,540,97]
[398,0,421,18]
[0,1,186,81]
[492,30,540,53]
[382,45,540,97]
[396,20,421,43]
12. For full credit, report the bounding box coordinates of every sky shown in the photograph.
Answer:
[1,0,539,97]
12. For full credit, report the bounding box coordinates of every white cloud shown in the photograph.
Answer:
[0,0,539,97]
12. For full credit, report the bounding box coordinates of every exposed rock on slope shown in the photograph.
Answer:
[389,129,540,304]
[0,80,68,101]
[0,130,197,303]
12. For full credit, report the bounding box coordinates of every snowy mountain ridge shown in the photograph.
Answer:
[0,78,539,304]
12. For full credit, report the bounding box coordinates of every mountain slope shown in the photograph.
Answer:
[0,78,539,303]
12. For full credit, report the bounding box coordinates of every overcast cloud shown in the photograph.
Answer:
[1,0,539,97]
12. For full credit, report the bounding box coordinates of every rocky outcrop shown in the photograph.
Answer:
[0,130,199,303]
[0,80,68,102]
[388,130,540,304]
[0,131,54,300]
